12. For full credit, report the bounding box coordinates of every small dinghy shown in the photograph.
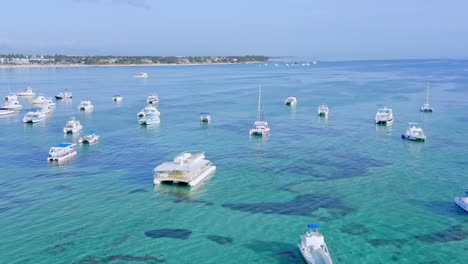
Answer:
[79,130,100,144]
[200,112,211,122]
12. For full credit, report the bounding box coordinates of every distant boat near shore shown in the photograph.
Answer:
[134,72,149,78]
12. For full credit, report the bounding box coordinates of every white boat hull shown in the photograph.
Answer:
[0,110,14,116]
[48,151,77,162]
[153,166,216,186]
[455,197,468,213]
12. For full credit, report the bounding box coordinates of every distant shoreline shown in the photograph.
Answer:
[0,62,261,69]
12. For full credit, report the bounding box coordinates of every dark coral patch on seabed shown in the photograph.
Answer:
[144,229,192,240]
[416,225,468,243]
[128,188,148,194]
[105,254,165,263]
[206,235,234,245]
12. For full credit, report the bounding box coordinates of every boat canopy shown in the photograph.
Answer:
[308,224,319,229]
[56,143,73,148]
[200,112,210,115]
[465,191,468,195]
[32,107,42,111]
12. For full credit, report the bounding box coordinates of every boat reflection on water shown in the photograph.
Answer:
[375,123,392,137]
[154,179,209,200]
[249,134,269,143]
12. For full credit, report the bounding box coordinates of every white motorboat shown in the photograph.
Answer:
[137,105,160,118]
[454,191,468,213]
[78,100,94,111]
[63,117,83,134]
[55,90,72,99]
[420,82,434,112]
[153,151,216,186]
[134,72,149,78]
[4,93,18,102]
[402,123,426,141]
[48,143,77,162]
[318,104,329,117]
[139,113,160,125]
[284,96,297,106]
[200,112,211,122]
[32,95,47,105]
[147,94,159,105]
[375,107,394,125]
[112,95,123,102]
[45,98,56,107]
[17,87,36,96]
[0,107,14,116]
[298,224,333,264]
[249,86,271,136]
[2,100,22,110]
[79,130,100,144]
[23,108,46,123]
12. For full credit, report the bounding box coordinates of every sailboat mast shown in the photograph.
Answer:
[257,86,262,121]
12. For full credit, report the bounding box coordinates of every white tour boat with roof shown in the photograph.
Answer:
[17,87,36,96]
[318,104,329,117]
[454,191,468,213]
[55,90,72,99]
[139,113,160,125]
[137,105,160,118]
[48,143,77,162]
[2,100,22,110]
[134,72,149,78]
[63,117,83,134]
[4,93,18,102]
[249,86,271,136]
[298,224,333,264]
[402,123,426,141]
[200,112,211,122]
[420,82,434,112]
[79,130,100,144]
[153,151,216,186]
[78,100,94,111]
[284,96,297,106]
[23,108,46,123]
[112,95,123,102]
[147,94,159,105]
[375,107,394,125]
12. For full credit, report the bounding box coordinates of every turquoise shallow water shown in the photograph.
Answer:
[0,60,467,264]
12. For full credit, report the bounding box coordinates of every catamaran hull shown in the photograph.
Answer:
[153,166,216,186]
[48,152,77,162]
[375,119,393,125]
[455,197,468,213]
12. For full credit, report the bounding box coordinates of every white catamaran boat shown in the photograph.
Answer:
[284,96,297,106]
[4,93,18,102]
[153,151,216,186]
[375,107,394,125]
[147,94,159,105]
[55,90,72,100]
[63,117,83,134]
[2,100,22,110]
[79,130,100,144]
[318,104,329,117]
[48,143,77,162]
[420,82,434,112]
[134,72,149,78]
[454,191,468,213]
[249,86,271,136]
[298,224,333,264]
[17,87,36,96]
[137,105,160,118]
[112,95,123,102]
[23,108,46,123]
[78,100,94,111]
[200,112,211,122]
[402,123,426,141]
[139,113,160,125]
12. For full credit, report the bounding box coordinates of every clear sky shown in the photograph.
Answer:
[1,0,468,60]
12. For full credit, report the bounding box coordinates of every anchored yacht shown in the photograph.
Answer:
[420,82,434,112]
[318,104,329,117]
[153,151,216,186]
[249,86,271,136]
[0,107,14,116]
[455,191,468,213]
[63,117,83,134]
[78,100,94,111]
[17,87,35,96]
[139,113,160,125]
[32,95,47,105]
[112,95,123,102]
[298,224,333,264]
[402,123,426,141]
[200,112,211,122]
[55,90,72,99]
[137,105,160,118]
[284,96,297,106]
[375,107,394,125]
[2,100,22,110]
[23,108,46,123]
[147,94,159,105]
[79,130,100,144]
[134,72,149,78]
[48,143,77,162]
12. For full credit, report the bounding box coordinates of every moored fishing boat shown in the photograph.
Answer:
[48,143,77,162]
[298,224,333,264]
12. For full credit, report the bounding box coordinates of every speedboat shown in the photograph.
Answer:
[375,107,394,125]
[284,96,297,106]
[249,86,271,136]
[134,72,149,78]
[139,113,160,125]
[454,191,468,213]
[32,95,47,105]
[318,104,329,117]
[112,95,123,102]
[153,151,216,186]
[4,93,18,102]
[2,100,22,110]
[78,100,94,111]
[298,224,333,264]
[420,82,434,112]
[402,123,426,141]
[48,143,77,162]
[79,130,100,144]
[63,117,83,134]
[23,108,46,123]
[200,112,211,122]
[0,107,14,116]
[17,87,36,96]
[147,94,159,105]
[137,105,160,118]
[55,90,72,99]
[45,98,56,107]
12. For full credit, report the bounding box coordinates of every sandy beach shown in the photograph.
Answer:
[0,62,260,69]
